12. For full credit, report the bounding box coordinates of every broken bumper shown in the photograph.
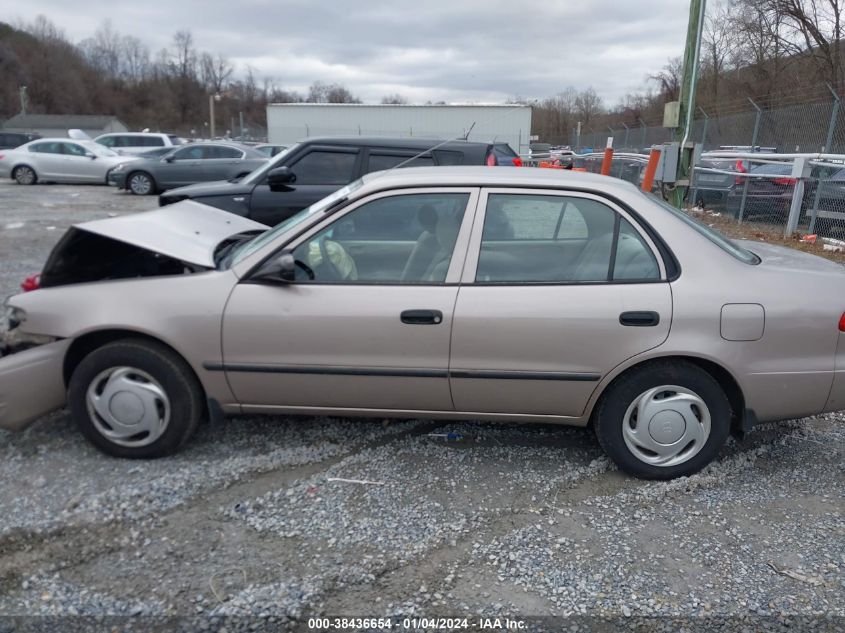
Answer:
[0,339,70,431]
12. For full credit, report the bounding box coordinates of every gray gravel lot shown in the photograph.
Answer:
[0,181,843,631]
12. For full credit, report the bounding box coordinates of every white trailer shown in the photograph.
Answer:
[266,103,532,154]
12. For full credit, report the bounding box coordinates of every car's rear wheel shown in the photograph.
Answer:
[68,339,204,458]
[127,171,156,195]
[13,165,37,185]
[594,361,731,479]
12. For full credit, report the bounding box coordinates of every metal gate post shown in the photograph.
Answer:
[738,98,762,223]
[690,107,709,206]
[639,118,646,150]
[809,84,841,233]
[622,123,630,150]
[785,157,810,236]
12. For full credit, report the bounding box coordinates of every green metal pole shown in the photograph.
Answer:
[672,0,706,208]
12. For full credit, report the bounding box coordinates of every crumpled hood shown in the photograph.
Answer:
[74,199,266,267]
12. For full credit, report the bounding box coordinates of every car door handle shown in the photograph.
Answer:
[619,311,660,327]
[401,309,443,325]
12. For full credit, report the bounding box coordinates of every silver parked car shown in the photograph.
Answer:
[0,139,137,185]
[108,142,268,195]
[2,167,844,479]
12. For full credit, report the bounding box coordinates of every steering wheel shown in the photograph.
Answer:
[294,258,315,280]
[319,237,346,281]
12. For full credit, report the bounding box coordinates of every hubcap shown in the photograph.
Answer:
[622,385,710,467]
[130,174,151,194]
[86,366,170,447]
[16,168,34,184]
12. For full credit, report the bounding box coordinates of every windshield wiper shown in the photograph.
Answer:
[214,231,263,268]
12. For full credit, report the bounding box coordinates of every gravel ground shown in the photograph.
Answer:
[0,181,843,632]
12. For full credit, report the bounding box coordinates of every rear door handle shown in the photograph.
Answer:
[401,309,443,325]
[619,311,660,327]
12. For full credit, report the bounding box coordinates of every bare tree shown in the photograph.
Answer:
[380,93,409,104]
[575,87,604,124]
[649,57,683,101]
[200,52,233,94]
[307,81,361,103]
[773,0,843,85]
[120,35,149,82]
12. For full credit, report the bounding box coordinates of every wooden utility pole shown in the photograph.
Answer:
[672,0,706,208]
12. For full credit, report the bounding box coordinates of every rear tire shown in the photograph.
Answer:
[68,339,204,458]
[127,171,156,195]
[13,165,37,185]
[594,361,731,480]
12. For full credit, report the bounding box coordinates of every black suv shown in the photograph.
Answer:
[0,132,40,150]
[159,136,497,225]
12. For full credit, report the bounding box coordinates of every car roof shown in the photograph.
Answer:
[295,136,492,150]
[358,165,639,196]
[96,132,171,138]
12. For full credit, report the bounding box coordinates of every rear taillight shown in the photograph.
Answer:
[0,154,5,161]
[839,312,845,332]
[735,160,747,185]
[512,157,523,167]
[773,177,797,186]
[486,153,497,166]
[21,274,40,292]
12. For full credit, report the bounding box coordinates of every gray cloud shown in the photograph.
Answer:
[9,0,689,105]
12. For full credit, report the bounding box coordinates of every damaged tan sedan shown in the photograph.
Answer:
[2,167,845,479]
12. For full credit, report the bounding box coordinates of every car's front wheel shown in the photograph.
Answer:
[68,339,204,458]
[594,361,731,479]
[127,171,156,195]
[13,165,37,185]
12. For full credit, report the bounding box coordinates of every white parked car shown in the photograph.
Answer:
[94,133,185,156]
[0,139,139,185]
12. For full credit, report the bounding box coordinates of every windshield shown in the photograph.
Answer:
[231,178,364,265]
[84,141,118,157]
[241,143,301,185]
[646,193,759,265]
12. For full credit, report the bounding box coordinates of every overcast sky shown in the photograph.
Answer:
[7,1,690,106]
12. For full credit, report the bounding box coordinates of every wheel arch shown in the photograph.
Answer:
[63,328,205,397]
[126,169,156,193]
[12,163,37,178]
[587,354,746,432]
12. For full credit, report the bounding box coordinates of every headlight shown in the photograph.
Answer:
[113,163,129,173]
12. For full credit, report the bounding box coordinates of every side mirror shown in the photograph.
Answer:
[85,151,96,159]
[278,251,296,282]
[253,251,297,283]
[267,166,296,190]
[165,156,175,163]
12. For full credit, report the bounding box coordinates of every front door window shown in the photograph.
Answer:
[291,192,470,283]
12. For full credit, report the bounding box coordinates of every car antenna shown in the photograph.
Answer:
[386,104,528,172]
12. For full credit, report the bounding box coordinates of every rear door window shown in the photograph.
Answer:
[207,145,244,159]
[30,142,63,154]
[366,152,435,173]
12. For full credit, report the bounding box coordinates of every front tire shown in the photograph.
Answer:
[594,361,731,479]
[127,171,156,195]
[13,165,37,185]
[68,339,204,458]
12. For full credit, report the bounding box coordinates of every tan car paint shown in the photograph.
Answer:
[2,167,845,433]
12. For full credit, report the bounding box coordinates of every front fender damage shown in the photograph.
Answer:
[0,305,55,357]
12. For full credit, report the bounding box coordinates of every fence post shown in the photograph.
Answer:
[639,118,646,150]
[809,84,841,233]
[622,123,630,150]
[738,98,762,223]
[785,157,811,236]
[690,107,709,206]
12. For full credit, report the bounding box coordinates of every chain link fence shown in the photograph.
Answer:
[575,91,844,155]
